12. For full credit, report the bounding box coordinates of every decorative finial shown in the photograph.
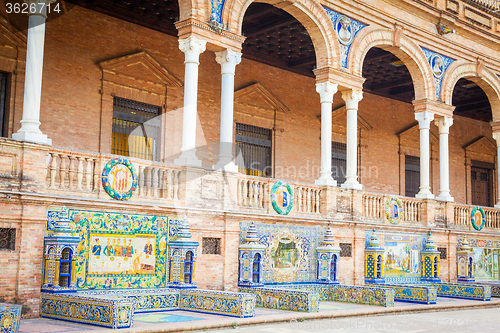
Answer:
[322,226,336,247]
[177,215,192,240]
[424,232,436,250]
[368,229,381,248]
[460,236,472,251]
[245,222,260,244]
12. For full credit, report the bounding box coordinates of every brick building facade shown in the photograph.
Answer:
[0,0,500,317]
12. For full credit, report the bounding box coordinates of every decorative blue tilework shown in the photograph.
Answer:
[210,0,225,24]
[0,303,21,333]
[323,7,367,68]
[421,47,455,100]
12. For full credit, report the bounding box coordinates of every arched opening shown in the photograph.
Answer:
[253,253,261,283]
[184,251,194,284]
[376,255,382,279]
[331,254,337,281]
[469,257,473,278]
[433,257,439,278]
[60,248,73,288]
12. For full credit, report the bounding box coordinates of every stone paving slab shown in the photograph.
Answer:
[18,297,500,333]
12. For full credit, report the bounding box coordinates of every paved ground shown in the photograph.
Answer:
[18,297,500,333]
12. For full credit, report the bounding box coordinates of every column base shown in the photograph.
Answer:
[12,131,52,145]
[174,149,202,167]
[315,176,337,186]
[415,191,435,199]
[341,180,362,190]
[436,193,454,202]
[213,160,239,173]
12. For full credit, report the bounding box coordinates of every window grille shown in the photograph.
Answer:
[0,72,7,137]
[437,247,447,260]
[0,228,15,250]
[235,123,272,177]
[202,237,221,255]
[339,243,352,257]
[332,142,347,186]
[405,155,420,197]
[111,97,162,161]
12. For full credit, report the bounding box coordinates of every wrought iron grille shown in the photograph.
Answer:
[235,123,272,177]
[111,97,162,161]
[332,142,347,186]
[405,155,420,197]
[437,247,447,260]
[0,228,15,250]
[471,165,492,207]
[339,243,352,257]
[202,237,221,255]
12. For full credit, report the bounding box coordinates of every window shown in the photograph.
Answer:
[235,123,272,177]
[202,237,221,255]
[332,142,346,186]
[111,97,162,161]
[405,155,420,197]
[184,251,193,284]
[471,161,493,207]
[339,243,352,257]
[437,247,447,260]
[0,228,15,250]
[59,248,73,288]
[0,72,7,137]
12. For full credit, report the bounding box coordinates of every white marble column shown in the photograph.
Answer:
[435,116,454,202]
[415,111,435,199]
[341,90,363,190]
[315,82,338,186]
[174,36,207,167]
[213,50,241,172]
[12,0,55,145]
[493,132,500,208]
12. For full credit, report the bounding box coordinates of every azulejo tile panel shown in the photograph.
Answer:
[239,287,319,312]
[179,289,256,318]
[277,283,331,301]
[40,293,134,329]
[434,283,491,301]
[329,285,394,307]
[381,285,437,304]
[239,222,324,284]
[0,303,21,333]
[123,293,179,313]
[47,208,169,290]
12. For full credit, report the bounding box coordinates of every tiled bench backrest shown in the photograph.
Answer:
[382,285,437,304]
[0,303,22,333]
[329,285,395,307]
[239,287,319,312]
[180,289,256,318]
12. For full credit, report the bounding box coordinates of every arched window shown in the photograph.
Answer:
[433,257,439,278]
[184,251,193,284]
[331,254,337,281]
[59,248,72,288]
[468,257,473,278]
[253,253,261,283]
[376,255,382,278]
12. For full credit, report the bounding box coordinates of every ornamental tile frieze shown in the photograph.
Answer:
[324,7,367,68]
[421,47,455,100]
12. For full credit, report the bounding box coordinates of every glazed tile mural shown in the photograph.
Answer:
[46,208,170,290]
[0,303,21,333]
[239,222,324,283]
[457,236,500,281]
[365,230,428,283]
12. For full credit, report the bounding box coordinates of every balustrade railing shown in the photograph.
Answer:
[454,204,500,229]
[294,186,321,214]
[46,149,181,201]
[469,0,500,11]
[237,178,267,210]
[362,194,422,223]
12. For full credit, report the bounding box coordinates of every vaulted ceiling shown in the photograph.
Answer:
[66,0,492,122]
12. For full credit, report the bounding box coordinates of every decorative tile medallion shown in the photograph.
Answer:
[324,7,367,68]
[101,158,138,201]
[471,206,486,231]
[210,0,224,24]
[385,197,403,225]
[421,48,455,100]
[270,181,294,215]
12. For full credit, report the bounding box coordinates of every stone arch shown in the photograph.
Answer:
[441,61,500,122]
[348,27,435,101]
[222,0,340,69]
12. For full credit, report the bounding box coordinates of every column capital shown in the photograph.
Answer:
[315,82,338,104]
[215,49,242,75]
[179,36,207,64]
[341,90,363,110]
[434,116,453,134]
[492,132,500,147]
[415,111,434,129]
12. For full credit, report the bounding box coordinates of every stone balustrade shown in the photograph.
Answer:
[3,139,500,231]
